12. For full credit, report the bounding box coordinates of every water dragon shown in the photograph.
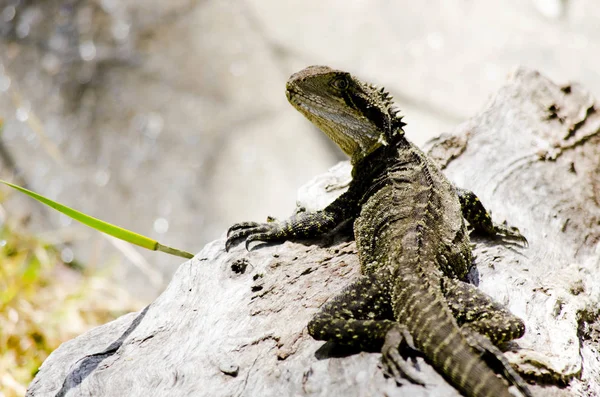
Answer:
[226,66,532,397]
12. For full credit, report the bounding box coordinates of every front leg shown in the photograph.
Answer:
[226,180,361,251]
[226,211,339,251]
[456,187,527,245]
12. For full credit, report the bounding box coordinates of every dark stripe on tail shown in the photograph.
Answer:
[398,285,514,397]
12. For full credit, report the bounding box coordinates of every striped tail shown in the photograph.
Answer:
[396,282,515,397]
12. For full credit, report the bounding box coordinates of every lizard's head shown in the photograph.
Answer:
[286,65,405,163]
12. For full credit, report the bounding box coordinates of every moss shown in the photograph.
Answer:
[0,219,139,396]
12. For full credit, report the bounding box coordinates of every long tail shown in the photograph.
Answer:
[396,281,515,397]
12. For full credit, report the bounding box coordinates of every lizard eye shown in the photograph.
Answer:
[332,77,348,90]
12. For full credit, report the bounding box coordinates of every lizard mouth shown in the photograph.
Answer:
[285,85,302,104]
[285,86,330,113]
[285,88,316,114]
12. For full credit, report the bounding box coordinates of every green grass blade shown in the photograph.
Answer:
[0,180,194,259]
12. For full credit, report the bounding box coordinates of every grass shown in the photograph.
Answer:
[0,102,142,396]
[0,211,140,396]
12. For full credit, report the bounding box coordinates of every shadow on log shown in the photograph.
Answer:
[27,68,600,397]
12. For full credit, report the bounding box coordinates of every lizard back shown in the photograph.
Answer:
[353,137,516,397]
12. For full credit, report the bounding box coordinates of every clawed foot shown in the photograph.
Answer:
[380,324,426,386]
[464,330,533,397]
[226,220,281,252]
[492,221,528,247]
[505,348,573,389]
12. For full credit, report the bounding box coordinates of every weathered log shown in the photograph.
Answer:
[27,68,600,397]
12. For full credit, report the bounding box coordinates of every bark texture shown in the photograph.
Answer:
[27,68,600,397]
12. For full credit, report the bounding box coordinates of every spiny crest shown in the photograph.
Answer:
[366,83,394,106]
[366,83,406,132]
[390,106,406,130]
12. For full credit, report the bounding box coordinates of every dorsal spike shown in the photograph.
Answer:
[393,113,406,128]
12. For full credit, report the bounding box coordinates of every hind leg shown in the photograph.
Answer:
[308,273,425,385]
[440,277,525,345]
[307,273,394,349]
[441,278,532,397]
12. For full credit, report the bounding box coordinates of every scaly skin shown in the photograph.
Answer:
[227,66,531,397]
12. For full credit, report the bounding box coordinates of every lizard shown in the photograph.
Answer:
[226,65,533,397]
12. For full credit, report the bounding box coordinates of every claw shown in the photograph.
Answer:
[225,221,283,252]
[226,226,264,251]
[244,232,271,251]
[493,224,528,247]
[381,325,426,386]
[225,235,240,252]
[227,222,261,238]
[465,331,533,397]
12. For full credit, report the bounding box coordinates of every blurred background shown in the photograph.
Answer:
[0,0,599,393]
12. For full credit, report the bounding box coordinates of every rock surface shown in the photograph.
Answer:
[27,69,600,396]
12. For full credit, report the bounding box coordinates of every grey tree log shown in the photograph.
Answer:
[27,68,600,397]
